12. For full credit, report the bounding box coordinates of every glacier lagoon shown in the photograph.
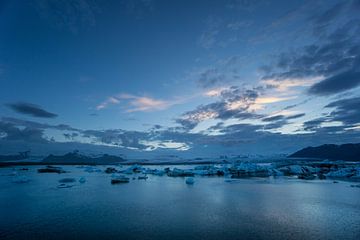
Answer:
[1,165,360,240]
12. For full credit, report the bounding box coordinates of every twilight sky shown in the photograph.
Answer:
[0,0,360,157]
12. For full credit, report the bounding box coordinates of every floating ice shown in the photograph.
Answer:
[79,177,86,183]
[185,177,194,185]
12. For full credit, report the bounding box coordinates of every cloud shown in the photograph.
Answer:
[308,70,360,95]
[262,77,323,92]
[262,7,360,96]
[118,94,171,112]
[96,93,185,112]
[325,96,360,125]
[0,121,46,142]
[6,102,58,118]
[1,117,78,132]
[261,113,305,130]
[96,97,120,110]
[198,68,226,88]
[196,56,243,89]
[177,86,263,129]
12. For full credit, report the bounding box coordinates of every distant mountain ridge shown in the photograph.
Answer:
[288,143,360,161]
[42,151,125,164]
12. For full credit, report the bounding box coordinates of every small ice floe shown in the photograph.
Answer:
[278,165,305,175]
[230,162,271,178]
[79,177,86,183]
[105,167,118,174]
[192,165,225,176]
[185,177,195,185]
[12,176,30,184]
[326,168,356,178]
[224,178,240,183]
[167,168,195,177]
[138,175,148,180]
[144,168,165,176]
[121,165,144,174]
[57,183,74,189]
[58,178,76,183]
[111,175,130,184]
[38,166,66,174]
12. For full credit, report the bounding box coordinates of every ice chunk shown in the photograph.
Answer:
[57,183,74,188]
[111,175,130,184]
[58,178,76,183]
[167,168,194,177]
[185,177,195,185]
[79,177,86,183]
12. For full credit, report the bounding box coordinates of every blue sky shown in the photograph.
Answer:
[1,0,360,157]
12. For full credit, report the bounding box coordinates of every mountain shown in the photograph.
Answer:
[288,143,360,161]
[0,151,30,161]
[42,151,125,164]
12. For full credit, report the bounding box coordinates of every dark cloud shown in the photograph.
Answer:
[0,121,46,142]
[262,115,284,122]
[260,113,305,130]
[286,113,305,120]
[198,68,226,88]
[325,97,360,125]
[308,70,360,95]
[302,118,327,131]
[177,87,263,129]
[196,56,243,88]
[263,120,288,130]
[262,5,360,96]
[63,132,79,140]
[1,117,76,131]
[82,129,149,150]
[6,102,58,118]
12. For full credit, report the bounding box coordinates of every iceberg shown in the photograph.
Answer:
[230,162,271,178]
[79,177,86,183]
[58,178,76,183]
[185,177,195,185]
[111,175,130,184]
[167,168,194,177]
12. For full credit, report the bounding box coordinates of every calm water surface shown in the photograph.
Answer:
[0,165,360,240]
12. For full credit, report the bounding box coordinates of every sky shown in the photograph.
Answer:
[0,0,360,157]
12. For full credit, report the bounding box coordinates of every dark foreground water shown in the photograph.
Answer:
[0,165,360,240]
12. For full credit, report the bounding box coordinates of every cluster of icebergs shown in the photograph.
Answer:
[5,160,360,186]
[101,160,360,183]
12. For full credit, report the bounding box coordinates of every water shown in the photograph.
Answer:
[1,165,360,240]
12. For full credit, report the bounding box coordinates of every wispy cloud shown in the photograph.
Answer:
[96,97,120,110]
[6,102,58,118]
[262,76,324,92]
[118,94,171,112]
[97,93,189,112]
